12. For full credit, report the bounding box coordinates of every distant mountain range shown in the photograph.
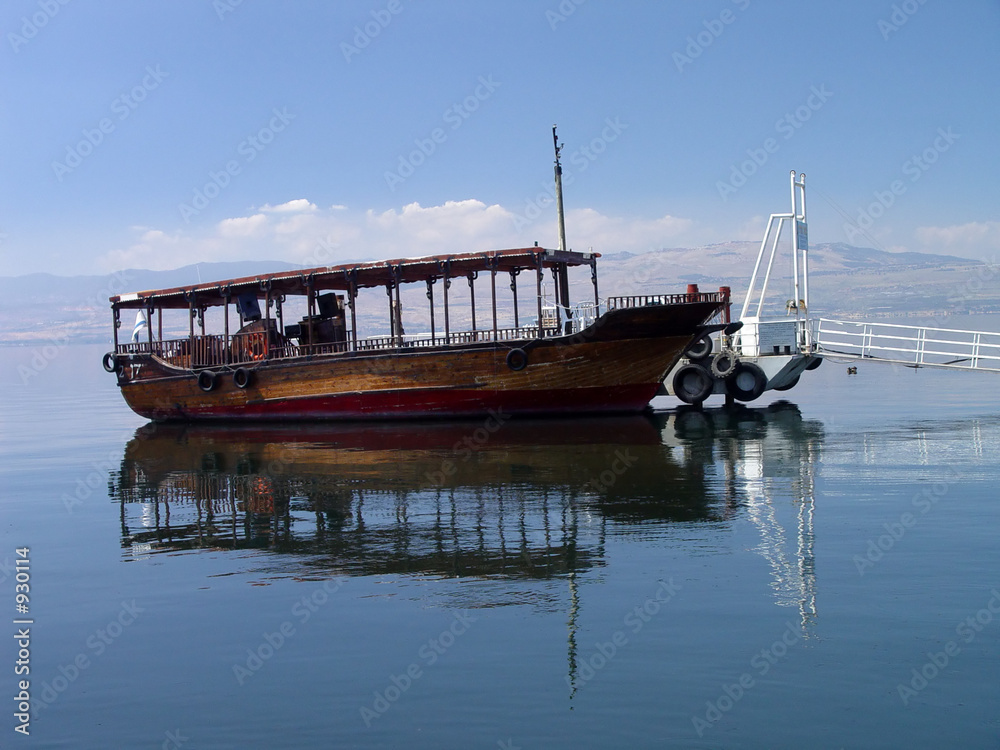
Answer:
[0,244,995,345]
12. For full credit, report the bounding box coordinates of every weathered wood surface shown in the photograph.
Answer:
[115,301,720,420]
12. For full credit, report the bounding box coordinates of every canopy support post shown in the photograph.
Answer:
[535,258,543,339]
[490,258,498,341]
[509,270,520,330]
[557,262,571,334]
[187,292,196,369]
[467,272,478,339]
[223,289,230,365]
[426,279,436,344]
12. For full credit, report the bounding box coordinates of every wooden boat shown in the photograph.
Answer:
[104,247,729,421]
[104,129,731,421]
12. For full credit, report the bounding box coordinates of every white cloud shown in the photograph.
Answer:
[564,208,692,252]
[217,213,268,237]
[97,199,702,273]
[260,198,317,214]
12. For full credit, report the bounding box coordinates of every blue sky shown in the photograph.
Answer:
[2,0,998,276]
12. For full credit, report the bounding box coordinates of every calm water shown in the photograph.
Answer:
[2,341,999,749]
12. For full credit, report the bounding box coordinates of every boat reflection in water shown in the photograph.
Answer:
[113,405,821,624]
[115,415,714,578]
[114,405,822,699]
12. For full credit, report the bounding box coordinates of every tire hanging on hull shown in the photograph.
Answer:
[726,362,767,401]
[685,335,713,361]
[672,363,714,404]
[197,370,218,392]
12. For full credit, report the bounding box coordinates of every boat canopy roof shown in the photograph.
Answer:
[110,247,598,311]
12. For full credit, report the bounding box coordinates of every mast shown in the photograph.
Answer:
[553,125,567,253]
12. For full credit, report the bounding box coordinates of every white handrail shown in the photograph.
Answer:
[813,318,1000,372]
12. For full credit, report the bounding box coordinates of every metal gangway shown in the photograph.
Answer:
[813,318,1000,373]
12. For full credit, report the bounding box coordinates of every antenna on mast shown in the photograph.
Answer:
[553,125,567,253]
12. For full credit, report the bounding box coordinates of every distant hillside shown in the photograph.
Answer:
[0,261,301,345]
[595,242,991,320]
[0,245,995,345]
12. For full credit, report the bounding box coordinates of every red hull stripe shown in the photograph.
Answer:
[165,384,658,421]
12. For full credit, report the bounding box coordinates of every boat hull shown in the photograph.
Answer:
[116,301,720,421]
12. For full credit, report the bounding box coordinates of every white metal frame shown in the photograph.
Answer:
[741,170,809,322]
[734,170,814,356]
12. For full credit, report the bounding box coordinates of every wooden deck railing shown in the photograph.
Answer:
[113,293,717,368]
[606,292,723,309]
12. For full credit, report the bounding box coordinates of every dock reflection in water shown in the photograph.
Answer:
[112,405,822,625]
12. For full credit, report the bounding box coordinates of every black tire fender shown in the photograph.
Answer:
[506,348,528,371]
[233,367,252,389]
[710,351,737,378]
[102,352,117,373]
[672,363,714,404]
[805,356,823,371]
[726,362,767,402]
[197,370,218,392]
[686,335,713,361]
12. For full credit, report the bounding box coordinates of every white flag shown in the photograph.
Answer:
[131,310,148,342]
